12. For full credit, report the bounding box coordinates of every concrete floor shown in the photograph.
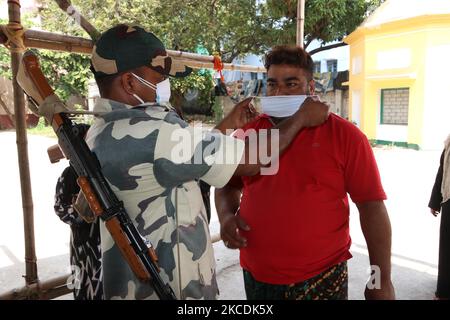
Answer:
[0,131,443,299]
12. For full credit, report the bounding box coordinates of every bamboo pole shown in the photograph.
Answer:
[25,29,93,47]
[0,274,72,300]
[296,0,305,47]
[24,38,92,54]
[0,27,266,73]
[167,51,266,72]
[8,0,38,286]
[54,0,100,40]
[177,59,266,73]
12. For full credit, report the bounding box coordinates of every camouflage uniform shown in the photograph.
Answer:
[85,98,244,300]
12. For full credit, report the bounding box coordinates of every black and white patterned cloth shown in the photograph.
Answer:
[54,166,104,300]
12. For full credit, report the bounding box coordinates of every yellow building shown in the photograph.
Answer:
[344,0,450,150]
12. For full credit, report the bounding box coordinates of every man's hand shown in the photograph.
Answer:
[430,207,440,217]
[296,96,330,128]
[215,97,259,134]
[364,280,396,300]
[358,201,394,300]
[220,210,250,249]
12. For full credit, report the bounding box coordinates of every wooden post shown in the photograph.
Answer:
[8,0,38,286]
[296,0,305,47]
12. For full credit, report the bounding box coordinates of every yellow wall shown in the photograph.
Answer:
[348,38,365,127]
[346,15,450,147]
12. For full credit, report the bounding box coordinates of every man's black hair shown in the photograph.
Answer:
[264,45,314,80]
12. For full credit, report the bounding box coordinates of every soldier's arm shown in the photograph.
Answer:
[232,98,329,176]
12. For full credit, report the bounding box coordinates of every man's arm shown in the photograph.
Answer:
[356,200,395,300]
[215,177,248,249]
[222,97,329,176]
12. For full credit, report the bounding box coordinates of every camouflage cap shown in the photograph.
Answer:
[91,24,192,78]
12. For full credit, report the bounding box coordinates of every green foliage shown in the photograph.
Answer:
[152,0,275,62]
[0,18,9,79]
[170,70,215,112]
[26,117,56,137]
[212,96,224,123]
[37,1,95,101]
[0,11,91,99]
[0,46,9,79]
[35,49,91,101]
[34,116,47,130]
[265,0,385,49]
[171,71,213,95]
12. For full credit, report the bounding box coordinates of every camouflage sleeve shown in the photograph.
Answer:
[154,123,245,188]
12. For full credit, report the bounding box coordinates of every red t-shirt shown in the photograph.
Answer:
[236,113,387,285]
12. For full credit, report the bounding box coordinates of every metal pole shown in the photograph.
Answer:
[296,0,305,47]
[8,0,38,285]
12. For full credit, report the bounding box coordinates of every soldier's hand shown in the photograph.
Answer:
[215,98,259,134]
[296,96,330,128]
[220,210,250,249]
[230,97,259,129]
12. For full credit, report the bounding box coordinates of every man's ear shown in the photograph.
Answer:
[120,72,137,95]
[308,79,315,95]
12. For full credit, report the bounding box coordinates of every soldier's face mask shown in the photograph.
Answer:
[131,73,171,105]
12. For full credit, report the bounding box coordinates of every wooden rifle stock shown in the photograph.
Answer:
[21,53,54,103]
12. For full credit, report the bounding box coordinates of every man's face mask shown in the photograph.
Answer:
[131,73,171,105]
[252,95,310,118]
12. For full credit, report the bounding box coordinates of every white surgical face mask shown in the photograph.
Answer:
[131,73,171,105]
[252,95,309,118]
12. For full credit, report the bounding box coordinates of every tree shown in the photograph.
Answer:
[265,0,384,55]
[36,0,274,109]
[39,0,274,63]
[40,0,384,60]
[17,0,384,107]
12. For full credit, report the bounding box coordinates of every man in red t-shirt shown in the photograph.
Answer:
[215,45,395,300]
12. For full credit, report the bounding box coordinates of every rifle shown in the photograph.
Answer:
[17,51,176,300]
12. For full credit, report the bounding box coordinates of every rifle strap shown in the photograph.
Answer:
[39,95,70,123]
